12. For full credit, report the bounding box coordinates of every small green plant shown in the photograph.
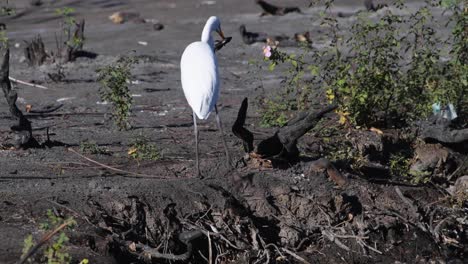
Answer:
[79,140,109,155]
[128,135,160,161]
[389,153,411,178]
[98,56,135,130]
[1,6,15,16]
[259,98,289,127]
[54,6,84,56]
[21,209,77,264]
[0,30,7,47]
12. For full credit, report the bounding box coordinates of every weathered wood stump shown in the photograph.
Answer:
[1,47,34,148]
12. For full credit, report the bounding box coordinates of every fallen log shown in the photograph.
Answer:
[232,97,337,161]
[417,118,468,144]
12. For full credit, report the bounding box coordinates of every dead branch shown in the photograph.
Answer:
[17,219,75,264]
[232,97,254,152]
[9,76,49,90]
[1,47,35,148]
[256,104,338,159]
[256,0,301,16]
[232,97,337,161]
[114,230,203,262]
[67,147,176,179]
[282,248,311,264]
[321,230,350,251]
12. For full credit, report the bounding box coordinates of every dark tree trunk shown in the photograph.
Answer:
[1,47,34,148]
[24,35,48,66]
[58,19,85,63]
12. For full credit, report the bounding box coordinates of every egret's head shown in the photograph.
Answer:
[207,16,225,40]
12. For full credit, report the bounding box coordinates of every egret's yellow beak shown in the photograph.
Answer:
[216,28,225,40]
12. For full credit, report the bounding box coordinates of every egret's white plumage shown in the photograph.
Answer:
[180,16,231,176]
[181,42,219,119]
[181,16,221,119]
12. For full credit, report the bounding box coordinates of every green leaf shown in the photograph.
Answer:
[269,62,276,71]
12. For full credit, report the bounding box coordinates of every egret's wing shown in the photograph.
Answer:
[181,42,219,120]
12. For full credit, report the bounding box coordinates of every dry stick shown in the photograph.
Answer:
[9,76,49,90]
[17,219,74,264]
[282,248,311,264]
[68,148,175,179]
[208,231,213,264]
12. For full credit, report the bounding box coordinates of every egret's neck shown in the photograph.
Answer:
[201,24,215,49]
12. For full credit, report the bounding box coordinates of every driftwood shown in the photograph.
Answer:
[24,35,48,66]
[1,48,34,148]
[417,117,468,144]
[232,97,337,161]
[256,0,301,16]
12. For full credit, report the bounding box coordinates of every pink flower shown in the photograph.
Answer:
[263,45,272,58]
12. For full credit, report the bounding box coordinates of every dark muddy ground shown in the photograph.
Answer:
[0,0,466,263]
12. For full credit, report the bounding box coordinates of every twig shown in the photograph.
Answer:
[17,219,74,264]
[282,248,311,264]
[68,148,175,179]
[9,76,48,90]
[208,231,213,264]
[321,230,350,251]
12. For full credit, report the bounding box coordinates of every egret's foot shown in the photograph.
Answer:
[195,167,203,179]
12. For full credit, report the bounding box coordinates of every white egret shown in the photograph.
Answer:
[180,16,231,177]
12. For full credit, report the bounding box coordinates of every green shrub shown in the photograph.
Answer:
[263,0,467,128]
[128,135,160,161]
[97,56,135,130]
[21,209,77,264]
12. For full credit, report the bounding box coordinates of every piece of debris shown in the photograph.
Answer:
[153,23,164,31]
[294,32,312,44]
[308,158,348,187]
[256,0,301,16]
[57,97,75,102]
[138,41,148,46]
[109,12,145,24]
[453,175,468,195]
[409,143,457,180]
[201,0,216,5]
[432,102,458,120]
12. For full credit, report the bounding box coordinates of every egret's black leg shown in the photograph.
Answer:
[193,112,201,177]
[214,105,232,168]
